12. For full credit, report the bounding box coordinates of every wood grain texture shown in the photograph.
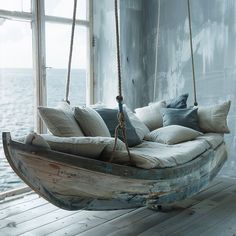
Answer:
[2,132,227,210]
[0,177,235,235]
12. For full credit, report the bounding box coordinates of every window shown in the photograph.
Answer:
[0,0,92,192]
[0,2,33,191]
[45,0,88,20]
[45,19,88,107]
[0,0,31,12]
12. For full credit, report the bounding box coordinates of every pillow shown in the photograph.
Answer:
[38,102,84,137]
[144,125,202,145]
[161,107,200,131]
[166,93,189,108]
[95,108,141,147]
[198,101,231,133]
[124,106,150,140]
[41,134,126,159]
[74,106,111,137]
[135,100,166,131]
[25,132,51,150]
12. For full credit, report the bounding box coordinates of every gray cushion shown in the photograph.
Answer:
[74,106,111,137]
[161,107,200,131]
[96,108,141,147]
[125,106,150,140]
[166,93,189,109]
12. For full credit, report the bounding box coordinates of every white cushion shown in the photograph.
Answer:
[144,125,202,145]
[135,100,166,131]
[41,134,125,159]
[198,101,231,133]
[101,139,211,169]
[125,106,150,140]
[74,106,111,137]
[25,132,51,150]
[38,102,84,137]
[196,133,224,149]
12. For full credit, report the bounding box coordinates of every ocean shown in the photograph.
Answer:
[0,68,86,192]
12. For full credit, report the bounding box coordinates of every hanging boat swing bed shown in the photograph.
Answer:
[2,0,228,211]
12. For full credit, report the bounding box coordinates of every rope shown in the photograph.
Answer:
[65,0,77,104]
[110,0,132,164]
[153,0,161,102]
[115,0,122,100]
[187,0,198,106]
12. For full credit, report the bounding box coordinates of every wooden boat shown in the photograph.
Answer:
[2,132,227,211]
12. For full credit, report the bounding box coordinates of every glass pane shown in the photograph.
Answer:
[45,22,88,107]
[45,0,88,20]
[0,0,31,12]
[0,20,33,191]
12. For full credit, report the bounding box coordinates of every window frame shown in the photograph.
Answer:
[0,0,93,133]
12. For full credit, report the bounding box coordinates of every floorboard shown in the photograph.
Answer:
[0,177,235,236]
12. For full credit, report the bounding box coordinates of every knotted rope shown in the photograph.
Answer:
[110,0,132,164]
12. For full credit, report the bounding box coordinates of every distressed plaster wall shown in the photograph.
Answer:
[93,0,236,177]
[93,0,146,109]
[149,0,236,177]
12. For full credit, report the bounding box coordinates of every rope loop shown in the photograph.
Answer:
[109,110,132,164]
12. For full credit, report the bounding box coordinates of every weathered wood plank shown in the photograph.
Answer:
[0,192,39,210]
[76,208,180,236]
[0,197,49,222]
[170,196,236,236]
[43,209,135,236]
[139,184,236,236]
[0,186,31,201]
[200,209,236,236]
[0,208,76,235]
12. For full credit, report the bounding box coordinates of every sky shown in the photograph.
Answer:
[0,0,88,69]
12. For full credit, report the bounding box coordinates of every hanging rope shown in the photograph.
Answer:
[153,0,161,102]
[110,0,132,164]
[187,0,198,106]
[65,0,77,104]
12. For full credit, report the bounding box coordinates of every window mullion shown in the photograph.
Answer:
[32,0,47,133]
[87,0,94,105]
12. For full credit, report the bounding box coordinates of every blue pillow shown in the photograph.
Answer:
[166,93,189,109]
[161,107,200,131]
[95,108,141,147]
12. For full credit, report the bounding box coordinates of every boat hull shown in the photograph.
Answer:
[2,132,227,210]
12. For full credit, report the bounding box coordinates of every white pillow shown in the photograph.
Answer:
[125,106,150,140]
[25,132,51,150]
[74,106,111,137]
[41,134,125,159]
[144,125,202,145]
[38,102,84,137]
[135,100,166,131]
[198,101,231,133]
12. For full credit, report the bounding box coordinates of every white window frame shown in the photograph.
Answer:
[0,0,93,133]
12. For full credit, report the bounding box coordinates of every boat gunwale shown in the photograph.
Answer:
[2,132,225,181]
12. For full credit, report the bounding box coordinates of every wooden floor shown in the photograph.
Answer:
[0,177,236,236]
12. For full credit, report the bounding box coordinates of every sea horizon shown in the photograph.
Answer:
[0,67,86,192]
